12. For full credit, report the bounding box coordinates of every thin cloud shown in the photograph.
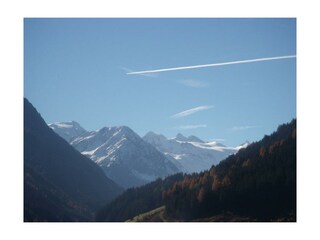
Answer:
[177,124,207,130]
[230,125,258,131]
[126,55,296,75]
[178,79,209,88]
[171,105,213,119]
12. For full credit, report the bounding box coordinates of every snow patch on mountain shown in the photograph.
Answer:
[143,132,249,173]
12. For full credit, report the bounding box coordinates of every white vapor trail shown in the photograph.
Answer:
[171,105,213,119]
[127,55,296,75]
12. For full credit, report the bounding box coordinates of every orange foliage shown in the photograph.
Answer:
[212,177,221,191]
[200,172,209,185]
[242,159,251,168]
[222,175,231,187]
[197,187,206,203]
[259,147,266,158]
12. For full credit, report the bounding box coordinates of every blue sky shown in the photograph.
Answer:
[24,18,296,146]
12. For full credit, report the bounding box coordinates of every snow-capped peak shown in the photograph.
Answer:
[48,121,87,142]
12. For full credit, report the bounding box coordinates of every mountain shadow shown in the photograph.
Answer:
[24,98,123,221]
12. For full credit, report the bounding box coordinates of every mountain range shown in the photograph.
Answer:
[49,121,247,188]
[143,131,249,173]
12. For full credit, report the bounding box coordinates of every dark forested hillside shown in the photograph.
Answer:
[96,173,184,221]
[164,119,296,221]
[24,98,123,221]
[97,119,296,222]
[24,165,89,221]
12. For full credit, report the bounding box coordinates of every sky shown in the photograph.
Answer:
[24,18,296,146]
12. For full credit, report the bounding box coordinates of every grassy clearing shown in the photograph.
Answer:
[126,206,168,222]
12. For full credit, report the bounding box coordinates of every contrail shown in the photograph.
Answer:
[171,105,213,119]
[126,55,296,75]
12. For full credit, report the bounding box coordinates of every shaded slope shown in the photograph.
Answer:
[24,165,89,221]
[24,98,123,221]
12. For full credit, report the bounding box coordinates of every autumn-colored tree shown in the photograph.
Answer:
[200,172,209,185]
[222,175,231,187]
[209,168,216,177]
[197,187,206,203]
[212,177,221,191]
[259,146,266,158]
[189,178,196,190]
[242,159,251,168]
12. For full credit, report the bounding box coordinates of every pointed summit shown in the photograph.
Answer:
[48,121,87,142]
[175,133,188,141]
